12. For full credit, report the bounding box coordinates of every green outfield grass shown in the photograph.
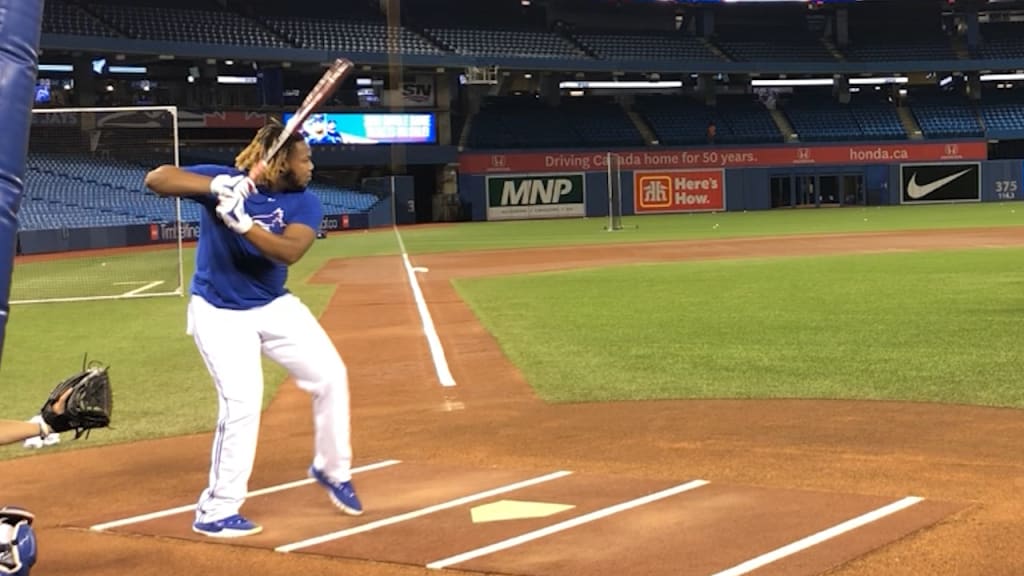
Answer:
[396,202,1024,254]
[1,202,1022,458]
[454,247,1024,408]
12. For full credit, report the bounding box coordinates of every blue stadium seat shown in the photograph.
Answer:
[85,0,289,47]
[466,95,643,149]
[908,90,984,139]
[19,153,381,232]
[571,30,720,62]
[972,23,1024,60]
[974,88,1024,138]
[43,0,120,37]
[632,94,782,146]
[779,91,905,142]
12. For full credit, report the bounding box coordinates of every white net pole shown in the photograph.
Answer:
[171,106,184,297]
[606,152,614,231]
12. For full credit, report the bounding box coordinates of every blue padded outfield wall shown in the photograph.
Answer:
[455,140,1022,221]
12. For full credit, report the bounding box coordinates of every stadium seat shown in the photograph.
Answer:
[85,0,289,47]
[43,0,120,37]
[632,94,783,146]
[466,95,643,149]
[19,153,382,232]
[571,30,720,62]
[908,89,984,139]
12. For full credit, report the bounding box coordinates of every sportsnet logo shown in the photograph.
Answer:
[634,170,725,213]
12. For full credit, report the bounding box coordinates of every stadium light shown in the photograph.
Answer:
[979,73,1024,81]
[750,78,833,86]
[559,80,683,89]
[217,75,258,85]
[849,76,908,85]
[108,66,147,74]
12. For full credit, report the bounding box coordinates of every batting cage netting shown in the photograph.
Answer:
[12,106,184,304]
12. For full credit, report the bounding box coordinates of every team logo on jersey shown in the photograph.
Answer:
[251,207,286,232]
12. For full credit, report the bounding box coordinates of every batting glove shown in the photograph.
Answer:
[215,193,254,235]
[209,174,256,202]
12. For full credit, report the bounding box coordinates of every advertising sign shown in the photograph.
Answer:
[899,163,981,204]
[634,169,725,213]
[486,173,586,221]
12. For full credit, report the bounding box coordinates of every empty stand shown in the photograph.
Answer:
[252,0,443,55]
[710,6,835,63]
[85,0,289,47]
[839,2,957,62]
[466,96,643,149]
[907,89,984,139]
[20,153,380,232]
[426,27,584,59]
[973,22,1024,60]
[632,94,782,146]
[779,90,905,142]
[43,0,120,37]
[974,87,1024,138]
[405,0,585,59]
[571,29,720,62]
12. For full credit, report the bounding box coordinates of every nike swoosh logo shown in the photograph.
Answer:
[906,169,972,199]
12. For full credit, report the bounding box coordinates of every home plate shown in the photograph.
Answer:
[470,500,575,523]
[413,266,429,273]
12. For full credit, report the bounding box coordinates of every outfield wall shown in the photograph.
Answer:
[455,141,1022,221]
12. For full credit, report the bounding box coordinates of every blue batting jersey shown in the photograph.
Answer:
[182,164,323,310]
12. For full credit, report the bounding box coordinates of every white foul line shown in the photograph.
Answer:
[393,229,456,388]
[276,470,573,553]
[426,479,711,570]
[89,460,401,532]
[121,280,164,297]
[710,496,925,576]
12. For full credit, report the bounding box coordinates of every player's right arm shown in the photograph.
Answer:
[145,164,251,207]
[145,165,218,199]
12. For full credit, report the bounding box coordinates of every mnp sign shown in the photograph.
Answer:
[486,173,586,221]
[634,169,725,213]
[900,162,981,204]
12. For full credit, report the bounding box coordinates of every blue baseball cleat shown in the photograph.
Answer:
[309,465,363,516]
[192,514,263,538]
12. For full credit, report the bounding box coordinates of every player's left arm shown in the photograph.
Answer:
[242,223,316,266]
[241,193,323,265]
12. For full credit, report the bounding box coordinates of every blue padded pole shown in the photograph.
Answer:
[0,0,44,366]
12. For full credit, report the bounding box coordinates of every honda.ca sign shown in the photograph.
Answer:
[900,163,981,204]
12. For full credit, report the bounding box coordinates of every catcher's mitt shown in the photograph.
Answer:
[40,363,113,439]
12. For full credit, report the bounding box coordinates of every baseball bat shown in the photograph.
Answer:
[248,57,354,182]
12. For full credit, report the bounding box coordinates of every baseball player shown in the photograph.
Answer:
[144,124,362,538]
